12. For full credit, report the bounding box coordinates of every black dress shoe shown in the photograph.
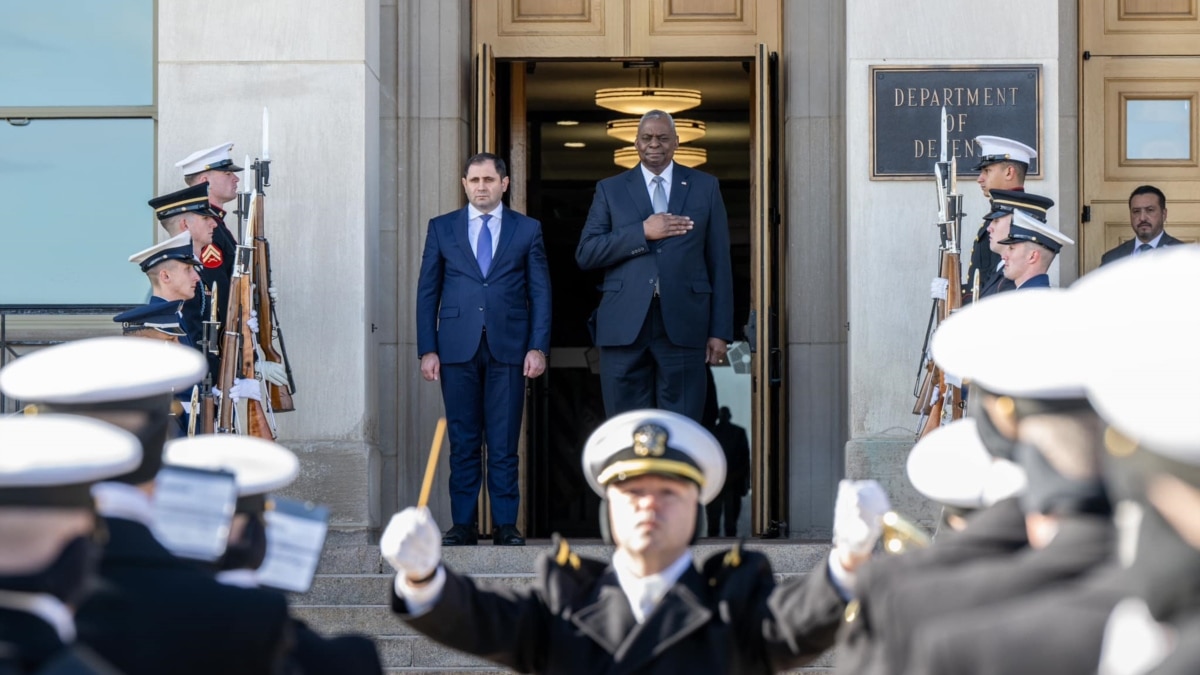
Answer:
[442,524,478,546]
[492,524,525,546]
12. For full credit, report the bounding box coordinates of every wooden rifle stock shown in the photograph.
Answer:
[252,192,294,412]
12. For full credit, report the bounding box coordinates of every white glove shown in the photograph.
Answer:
[246,310,259,334]
[229,378,262,402]
[930,277,949,301]
[833,479,892,557]
[255,360,289,387]
[381,507,441,580]
[268,286,279,303]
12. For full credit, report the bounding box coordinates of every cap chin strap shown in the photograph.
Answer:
[598,499,704,546]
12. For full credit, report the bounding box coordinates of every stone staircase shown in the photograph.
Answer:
[292,532,837,673]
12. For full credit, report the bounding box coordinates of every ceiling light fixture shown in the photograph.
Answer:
[614,145,707,169]
[563,142,586,148]
[594,64,701,115]
[556,120,580,126]
[607,118,706,144]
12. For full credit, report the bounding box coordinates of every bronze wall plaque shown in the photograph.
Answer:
[870,65,1042,179]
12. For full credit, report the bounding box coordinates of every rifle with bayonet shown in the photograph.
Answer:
[913,106,965,438]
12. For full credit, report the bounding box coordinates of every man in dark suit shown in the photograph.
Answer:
[1099,184,1185,266]
[381,409,835,674]
[706,406,750,537]
[0,337,294,675]
[576,110,733,422]
[416,152,551,547]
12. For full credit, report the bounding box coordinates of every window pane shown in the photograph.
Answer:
[1126,99,1192,160]
[0,118,155,304]
[0,0,153,107]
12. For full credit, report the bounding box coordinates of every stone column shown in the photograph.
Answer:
[158,1,383,536]
[843,1,1062,522]
[782,0,849,539]
[378,0,471,525]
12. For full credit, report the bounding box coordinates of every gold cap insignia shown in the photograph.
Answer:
[632,424,668,457]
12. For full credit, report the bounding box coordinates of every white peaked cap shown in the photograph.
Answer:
[582,409,726,505]
[165,435,299,497]
[1070,245,1200,459]
[931,289,1090,399]
[0,337,207,404]
[0,415,141,493]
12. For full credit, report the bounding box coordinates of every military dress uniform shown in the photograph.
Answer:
[0,338,294,675]
[998,209,1075,290]
[0,415,144,675]
[975,189,1055,300]
[966,136,1038,302]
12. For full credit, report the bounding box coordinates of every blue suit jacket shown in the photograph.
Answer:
[416,206,551,365]
[575,164,733,348]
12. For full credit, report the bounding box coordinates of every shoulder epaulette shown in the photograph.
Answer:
[552,534,581,570]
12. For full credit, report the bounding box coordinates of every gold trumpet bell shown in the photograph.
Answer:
[881,511,932,554]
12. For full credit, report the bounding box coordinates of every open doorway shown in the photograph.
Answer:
[492,60,756,538]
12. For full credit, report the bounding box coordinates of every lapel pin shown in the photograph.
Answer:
[680,181,688,186]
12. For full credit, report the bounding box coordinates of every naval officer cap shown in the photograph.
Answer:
[973,135,1037,171]
[165,435,299,513]
[129,231,199,272]
[149,182,223,222]
[1071,245,1200,462]
[175,141,244,177]
[0,337,207,485]
[907,418,1027,510]
[932,289,1090,400]
[985,189,1055,223]
[998,209,1075,254]
[0,415,141,508]
[583,409,727,505]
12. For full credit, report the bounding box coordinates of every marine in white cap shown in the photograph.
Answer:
[998,209,1075,289]
[177,142,243,312]
[0,337,293,675]
[0,415,140,674]
[964,135,1038,302]
[380,409,836,673]
[164,435,385,674]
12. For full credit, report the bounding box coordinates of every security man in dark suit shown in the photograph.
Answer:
[1099,184,1186,266]
[576,110,734,422]
[381,409,835,674]
[965,136,1036,301]
[0,415,142,675]
[975,189,1054,299]
[416,152,552,547]
[0,337,294,675]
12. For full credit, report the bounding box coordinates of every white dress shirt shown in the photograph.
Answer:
[640,162,675,206]
[612,548,693,623]
[1131,231,1165,256]
[467,205,502,259]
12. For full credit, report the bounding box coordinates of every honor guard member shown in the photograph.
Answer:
[165,435,384,675]
[0,415,141,675]
[381,409,836,674]
[1067,246,1200,675]
[148,183,224,357]
[838,290,1113,675]
[174,144,242,337]
[0,337,294,675]
[998,209,1074,290]
[115,230,202,348]
[976,189,1055,299]
[967,135,1037,301]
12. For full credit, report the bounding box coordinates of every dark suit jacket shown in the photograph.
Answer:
[75,518,293,675]
[394,546,833,674]
[416,206,551,365]
[1016,273,1051,289]
[576,164,733,348]
[0,609,122,674]
[1100,232,1185,266]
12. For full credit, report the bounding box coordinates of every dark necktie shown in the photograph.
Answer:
[1137,243,1152,253]
[477,214,493,276]
[651,176,668,214]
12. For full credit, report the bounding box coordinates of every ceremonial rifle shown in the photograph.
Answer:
[914,107,965,438]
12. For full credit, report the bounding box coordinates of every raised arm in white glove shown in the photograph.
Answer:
[381,506,442,583]
[255,360,289,387]
[832,479,892,563]
[930,277,949,301]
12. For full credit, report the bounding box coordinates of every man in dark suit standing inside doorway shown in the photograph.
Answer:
[1099,184,1185,266]
[416,153,552,547]
[576,110,733,422]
